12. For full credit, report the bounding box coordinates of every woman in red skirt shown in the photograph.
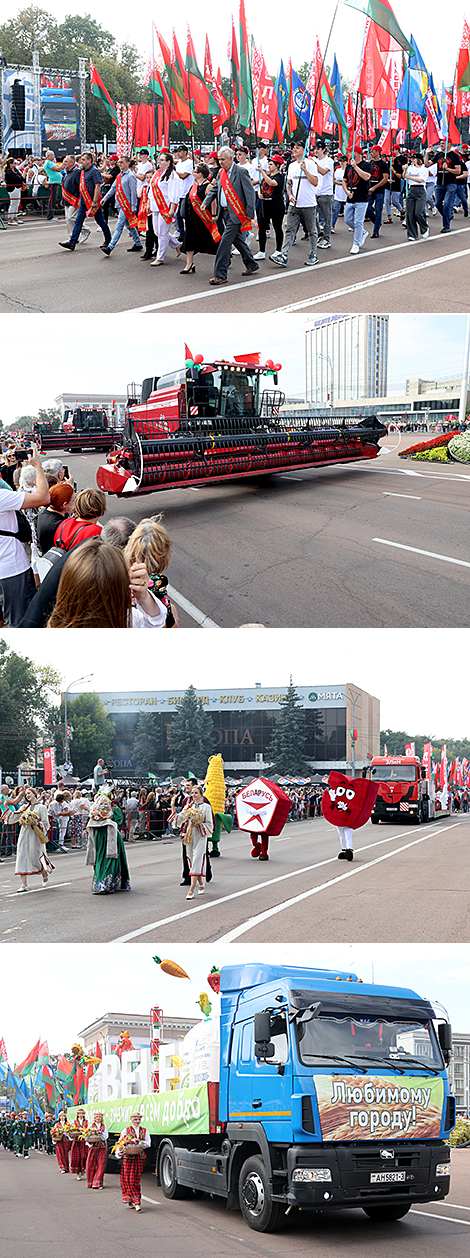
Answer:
[51,1114,71,1173]
[69,1108,88,1180]
[85,1113,108,1189]
[116,1109,150,1211]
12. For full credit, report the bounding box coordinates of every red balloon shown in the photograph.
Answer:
[265,359,274,369]
[194,353,204,364]
[274,363,282,371]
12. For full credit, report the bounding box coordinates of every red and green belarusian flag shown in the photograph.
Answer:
[229,16,240,110]
[90,60,119,126]
[156,29,191,127]
[238,0,253,129]
[343,0,414,55]
[0,1035,8,1064]
[186,25,218,114]
[14,1039,41,1079]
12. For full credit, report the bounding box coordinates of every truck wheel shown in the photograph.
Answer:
[158,1141,190,1199]
[371,816,379,824]
[238,1156,286,1232]
[363,1204,411,1221]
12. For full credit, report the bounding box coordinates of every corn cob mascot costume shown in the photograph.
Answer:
[204,755,232,856]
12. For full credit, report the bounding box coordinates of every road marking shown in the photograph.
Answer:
[215,825,461,943]
[166,585,218,628]
[109,822,458,943]
[119,229,470,312]
[278,475,304,480]
[428,1204,470,1212]
[383,492,422,499]
[373,538,470,569]
[271,246,470,312]
[141,1195,160,1206]
[3,881,72,899]
[411,1209,470,1226]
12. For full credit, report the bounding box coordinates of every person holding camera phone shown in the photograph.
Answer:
[0,444,50,625]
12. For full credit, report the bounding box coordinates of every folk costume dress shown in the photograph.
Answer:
[70,1113,88,1175]
[86,795,130,895]
[85,1119,108,1188]
[175,801,213,879]
[14,802,49,880]
[51,1120,71,1172]
[116,1124,151,1206]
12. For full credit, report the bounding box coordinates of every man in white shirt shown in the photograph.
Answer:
[0,444,49,625]
[313,140,334,248]
[173,143,194,242]
[270,141,318,267]
[135,148,153,201]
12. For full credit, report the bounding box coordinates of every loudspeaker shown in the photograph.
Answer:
[11,81,26,132]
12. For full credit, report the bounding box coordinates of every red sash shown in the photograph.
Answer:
[79,168,101,217]
[219,167,251,232]
[150,171,174,224]
[62,185,79,210]
[115,173,138,229]
[188,183,221,242]
[137,184,149,233]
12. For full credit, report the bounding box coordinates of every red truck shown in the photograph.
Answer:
[365,756,448,825]
[96,355,387,498]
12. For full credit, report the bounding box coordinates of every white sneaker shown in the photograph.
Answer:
[360,230,368,246]
[350,242,360,254]
[48,217,59,222]
[432,206,437,215]
[253,250,265,260]
[232,247,240,255]
[421,229,429,239]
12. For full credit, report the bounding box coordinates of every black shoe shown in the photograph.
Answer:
[440,227,450,233]
[338,850,348,860]
[140,253,154,260]
[127,244,143,252]
[100,244,111,255]
[371,232,380,238]
[180,879,190,886]
[345,850,354,862]
[59,241,75,250]
[180,264,195,273]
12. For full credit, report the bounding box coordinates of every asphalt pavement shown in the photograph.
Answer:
[1,814,468,944]
[2,1145,469,1258]
[62,430,470,628]
[1,211,469,313]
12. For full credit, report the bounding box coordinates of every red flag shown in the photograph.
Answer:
[234,352,260,364]
[185,343,194,361]
[95,1041,102,1061]
[455,18,470,115]
[252,45,279,141]
[0,1035,8,1063]
[358,19,397,107]
[186,23,214,114]
[286,58,297,134]
[15,1039,40,1078]
[229,15,240,110]
[425,92,441,145]
[74,1065,85,1105]
[43,746,56,786]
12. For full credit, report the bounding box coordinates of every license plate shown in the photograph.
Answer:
[370,1171,406,1183]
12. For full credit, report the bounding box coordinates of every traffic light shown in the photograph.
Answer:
[11,80,26,132]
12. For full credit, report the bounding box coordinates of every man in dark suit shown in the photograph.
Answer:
[203,147,258,285]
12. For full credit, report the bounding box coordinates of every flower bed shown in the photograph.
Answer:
[412,447,451,462]
[399,431,460,458]
[448,433,470,463]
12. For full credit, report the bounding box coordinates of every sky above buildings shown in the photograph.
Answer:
[2,627,469,738]
[2,942,469,1064]
[1,315,468,423]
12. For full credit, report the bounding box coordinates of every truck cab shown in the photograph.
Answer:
[366,756,435,824]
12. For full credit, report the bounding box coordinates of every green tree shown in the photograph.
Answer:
[133,711,165,775]
[56,13,116,58]
[265,677,310,775]
[57,692,114,778]
[0,641,61,772]
[0,6,59,63]
[169,685,215,778]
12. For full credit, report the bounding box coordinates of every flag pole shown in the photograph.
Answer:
[292,1,340,205]
[151,24,157,158]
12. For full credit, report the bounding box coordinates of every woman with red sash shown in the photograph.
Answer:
[85,1112,108,1190]
[149,152,180,267]
[69,1108,88,1180]
[115,1109,151,1211]
[179,163,221,275]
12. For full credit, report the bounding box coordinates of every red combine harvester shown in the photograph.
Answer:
[33,406,116,453]
[96,355,387,498]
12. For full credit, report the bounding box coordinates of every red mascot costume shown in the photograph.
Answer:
[235,778,292,860]
[321,771,379,862]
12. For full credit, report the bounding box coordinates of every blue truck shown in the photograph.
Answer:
[2,72,80,156]
[71,962,455,1234]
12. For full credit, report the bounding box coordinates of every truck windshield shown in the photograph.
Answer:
[296,1014,442,1070]
[43,106,78,122]
[369,765,417,782]
[74,410,107,431]
[220,368,260,417]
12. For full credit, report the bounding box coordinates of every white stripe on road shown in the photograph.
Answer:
[272,247,470,312]
[119,229,470,312]
[109,822,459,944]
[383,493,422,499]
[411,1209,470,1226]
[141,1195,160,1206]
[166,584,218,628]
[215,825,461,943]
[3,882,72,899]
[373,538,470,569]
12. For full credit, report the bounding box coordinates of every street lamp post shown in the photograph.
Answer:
[348,687,361,776]
[64,674,93,765]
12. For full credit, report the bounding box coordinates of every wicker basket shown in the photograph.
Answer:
[87,1133,105,1145]
[122,1142,145,1156]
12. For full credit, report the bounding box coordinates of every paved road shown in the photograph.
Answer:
[1,815,467,944]
[62,431,470,628]
[1,213,469,313]
[2,1145,469,1258]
